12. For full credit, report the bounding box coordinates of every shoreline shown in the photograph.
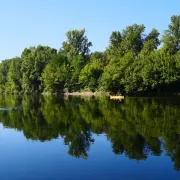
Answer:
[64,92,109,96]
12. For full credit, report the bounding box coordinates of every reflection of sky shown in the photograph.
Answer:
[0,124,179,180]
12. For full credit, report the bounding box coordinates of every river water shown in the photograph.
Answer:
[0,95,179,180]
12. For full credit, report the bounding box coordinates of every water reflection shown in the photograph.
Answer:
[0,95,180,170]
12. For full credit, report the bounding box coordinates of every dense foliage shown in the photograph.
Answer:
[1,15,180,94]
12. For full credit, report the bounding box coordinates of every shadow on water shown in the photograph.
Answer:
[0,95,180,170]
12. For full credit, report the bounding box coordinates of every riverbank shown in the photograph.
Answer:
[64,91,109,96]
[40,90,180,97]
[41,91,109,96]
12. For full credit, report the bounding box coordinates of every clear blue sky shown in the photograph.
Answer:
[0,0,180,61]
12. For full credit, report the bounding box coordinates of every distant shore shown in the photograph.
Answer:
[64,92,109,96]
[41,91,109,96]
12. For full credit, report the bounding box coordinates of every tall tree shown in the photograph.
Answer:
[61,28,92,61]
[121,24,145,54]
[0,60,11,93]
[6,57,22,93]
[162,15,180,54]
[60,29,92,91]
[21,46,57,93]
[41,53,68,92]
[79,52,105,91]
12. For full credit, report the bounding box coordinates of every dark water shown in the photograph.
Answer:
[0,95,180,180]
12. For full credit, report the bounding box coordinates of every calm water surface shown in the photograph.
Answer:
[0,95,180,180]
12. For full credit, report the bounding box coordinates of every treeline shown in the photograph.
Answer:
[0,95,180,169]
[0,15,180,94]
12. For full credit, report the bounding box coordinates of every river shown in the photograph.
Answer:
[0,95,179,180]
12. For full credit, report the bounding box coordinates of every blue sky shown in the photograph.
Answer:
[0,0,180,61]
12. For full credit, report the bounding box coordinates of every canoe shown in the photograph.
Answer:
[0,108,14,111]
[0,106,22,111]
[110,96,124,100]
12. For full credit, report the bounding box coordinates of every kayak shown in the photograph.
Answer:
[110,96,124,100]
[0,106,22,111]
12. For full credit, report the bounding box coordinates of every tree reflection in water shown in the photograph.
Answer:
[0,95,180,169]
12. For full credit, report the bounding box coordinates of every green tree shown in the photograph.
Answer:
[61,28,92,61]
[41,53,68,92]
[161,15,180,54]
[79,52,105,91]
[60,29,92,91]
[0,60,11,93]
[121,24,145,54]
[6,57,22,93]
[100,51,136,93]
[21,46,57,93]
